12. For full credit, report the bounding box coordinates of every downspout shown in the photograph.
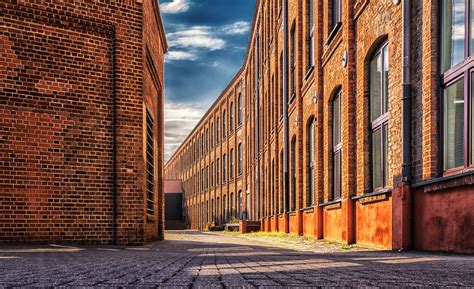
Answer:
[283,0,289,217]
[400,0,412,250]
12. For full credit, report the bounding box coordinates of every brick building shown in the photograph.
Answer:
[164,0,473,253]
[0,0,167,245]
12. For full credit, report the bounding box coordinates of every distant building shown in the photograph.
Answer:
[0,0,167,245]
[164,180,185,230]
[165,0,474,253]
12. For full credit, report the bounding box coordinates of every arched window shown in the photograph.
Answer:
[307,0,314,71]
[307,118,315,206]
[223,154,227,182]
[238,94,243,126]
[290,137,297,211]
[230,102,234,132]
[238,143,243,176]
[370,42,389,191]
[238,190,243,219]
[441,0,474,170]
[216,117,220,142]
[332,90,342,200]
[223,110,227,137]
[230,148,234,180]
[230,192,234,218]
[330,0,341,32]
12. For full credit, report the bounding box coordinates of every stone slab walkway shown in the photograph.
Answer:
[0,231,472,288]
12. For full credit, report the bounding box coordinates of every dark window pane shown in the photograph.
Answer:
[383,45,389,114]
[333,151,341,199]
[472,74,474,165]
[441,0,466,72]
[333,93,341,145]
[370,52,382,121]
[383,124,388,187]
[372,128,382,190]
[444,78,465,170]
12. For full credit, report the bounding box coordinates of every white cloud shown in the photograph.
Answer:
[164,101,206,162]
[166,50,197,62]
[160,0,190,14]
[221,21,251,35]
[167,26,226,50]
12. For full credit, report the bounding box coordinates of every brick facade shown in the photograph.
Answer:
[0,0,167,245]
[165,0,473,253]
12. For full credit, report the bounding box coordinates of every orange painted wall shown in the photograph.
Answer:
[278,215,286,232]
[355,198,392,248]
[323,207,344,242]
[270,217,278,232]
[302,211,315,236]
[289,214,298,234]
[413,187,474,253]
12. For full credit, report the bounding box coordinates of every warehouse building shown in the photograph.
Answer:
[0,0,167,244]
[165,0,473,253]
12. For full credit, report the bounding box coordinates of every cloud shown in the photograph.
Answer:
[167,26,226,50]
[160,0,190,14]
[221,21,251,35]
[166,50,197,62]
[164,101,206,162]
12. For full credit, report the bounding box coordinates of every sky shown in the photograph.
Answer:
[161,0,256,162]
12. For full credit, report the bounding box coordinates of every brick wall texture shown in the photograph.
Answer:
[164,0,473,254]
[0,0,167,245]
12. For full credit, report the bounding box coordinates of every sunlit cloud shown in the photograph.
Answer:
[160,0,191,14]
[164,101,206,161]
[221,21,251,35]
[167,26,226,50]
[166,50,197,62]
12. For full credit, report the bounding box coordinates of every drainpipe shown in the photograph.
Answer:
[400,0,412,250]
[283,0,289,218]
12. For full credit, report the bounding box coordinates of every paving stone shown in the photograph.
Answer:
[0,231,472,288]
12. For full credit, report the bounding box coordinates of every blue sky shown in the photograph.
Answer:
[161,0,256,161]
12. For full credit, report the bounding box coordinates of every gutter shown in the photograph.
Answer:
[283,0,289,213]
[401,0,412,182]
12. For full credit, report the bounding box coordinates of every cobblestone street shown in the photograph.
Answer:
[0,231,473,288]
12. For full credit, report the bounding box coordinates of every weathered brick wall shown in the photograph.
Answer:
[0,0,166,244]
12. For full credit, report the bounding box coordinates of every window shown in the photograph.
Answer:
[230,148,234,180]
[307,0,314,71]
[211,123,214,147]
[230,192,234,218]
[230,102,234,132]
[223,110,227,137]
[290,25,296,99]
[146,109,155,213]
[238,94,243,126]
[330,0,341,32]
[216,117,220,142]
[223,154,227,182]
[211,162,214,187]
[332,91,342,200]
[307,118,315,206]
[238,190,243,219]
[238,143,243,176]
[370,43,389,191]
[290,137,297,211]
[216,158,220,185]
[441,0,474,171]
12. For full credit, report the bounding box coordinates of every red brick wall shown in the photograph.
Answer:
[164,0,473,253]
[0,0,166,244]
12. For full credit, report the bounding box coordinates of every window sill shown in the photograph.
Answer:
[412,170,474,193]
[325,22,342,46]
[300,206,315,213]
[304,66,314,80]
[351,189,391,204]
[318,198,342,210]
[288,211,297,216]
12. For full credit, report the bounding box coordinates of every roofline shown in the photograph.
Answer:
[165,0,264,168]
[153,0,168,54]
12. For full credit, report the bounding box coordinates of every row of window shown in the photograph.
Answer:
[188,190,245,224]
[176,94,243,170]
[185,143,244,196]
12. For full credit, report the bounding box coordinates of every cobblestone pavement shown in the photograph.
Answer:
[0,231,473,288]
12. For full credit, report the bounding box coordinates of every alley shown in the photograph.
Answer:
[0,231,472,287]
